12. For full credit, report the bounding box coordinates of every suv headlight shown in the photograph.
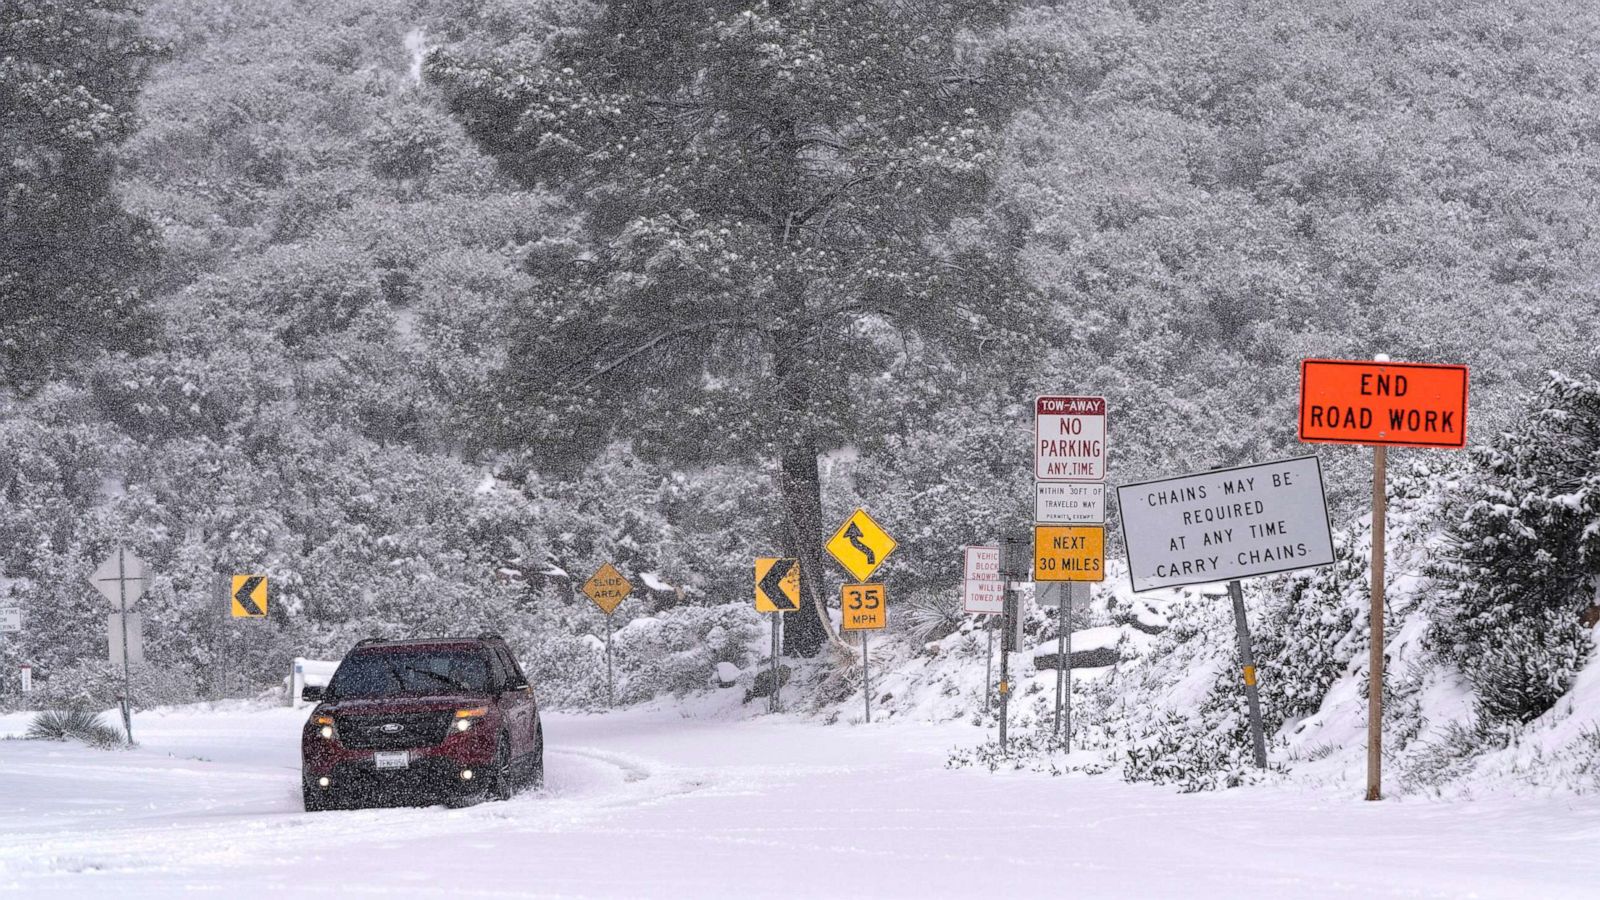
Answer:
[454,707,488,732]
[313,714,337,740]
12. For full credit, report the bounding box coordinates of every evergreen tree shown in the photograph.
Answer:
[0,0,163,388]
[1429,371,1600,725]
[429,1,1047,654]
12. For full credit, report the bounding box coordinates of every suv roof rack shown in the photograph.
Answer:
[476,632,505,642]
[353,637,388,647]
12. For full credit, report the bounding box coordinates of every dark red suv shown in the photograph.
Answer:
[300,635,543,811]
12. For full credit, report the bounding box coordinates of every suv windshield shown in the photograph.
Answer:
[328,650,491,699]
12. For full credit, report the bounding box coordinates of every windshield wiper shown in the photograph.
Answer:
[400,665,472,693]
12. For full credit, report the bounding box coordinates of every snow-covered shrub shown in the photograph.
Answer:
[1566,724,1600,792]
[1120,684,1282,792]
[1398,720,1508,795]
[611,602,762,703]
[520,632,607,709]
[1428,372,1600,725]
[1254,528,1366,731]
[31,659,201,712]
[1472,611,1591,727]
[945,729,1073,775]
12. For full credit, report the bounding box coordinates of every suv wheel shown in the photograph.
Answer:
[487,732,515,802]
[529,722,545,789]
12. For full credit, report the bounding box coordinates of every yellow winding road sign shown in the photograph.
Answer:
[826,509,896,582]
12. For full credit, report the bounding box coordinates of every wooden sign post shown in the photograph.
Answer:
[1298,356,1468,801]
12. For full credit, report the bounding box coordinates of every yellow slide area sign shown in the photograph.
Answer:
[231,575,268,618]
[840,584,886,631]
[826,508,897,582]
[1034,525,1105,582]
[583,562,633,615]
[754,558,802,613]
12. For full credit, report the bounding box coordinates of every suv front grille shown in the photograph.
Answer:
[337,711,452,750]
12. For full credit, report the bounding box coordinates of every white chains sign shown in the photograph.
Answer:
[1116,456,1337,592]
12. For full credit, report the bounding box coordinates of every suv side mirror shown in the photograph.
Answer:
[301,684,325,703]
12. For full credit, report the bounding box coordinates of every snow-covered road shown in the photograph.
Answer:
[2,702,1597,898]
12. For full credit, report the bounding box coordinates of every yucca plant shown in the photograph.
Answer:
[27,709,127,748]
[903,591,967,645]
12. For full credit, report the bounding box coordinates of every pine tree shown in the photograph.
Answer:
[428,1,1047,655]
[0,0,163,388]
[1429,372,1600,724]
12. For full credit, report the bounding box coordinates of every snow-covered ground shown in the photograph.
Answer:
[3,700,1599,898]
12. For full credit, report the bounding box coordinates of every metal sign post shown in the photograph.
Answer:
[605,611,615,709]
[999,587,1012,750]
[998,533,1032,751]
[1039,581,1089,750]
[841,583,886,722]
[861,632,871,723]
[771,613,781,714]
[984,624,994,713]
[89,547,148,744]
[1227,580,1269,768]
[1055,589,1066,740]
[1065,594,1073,749]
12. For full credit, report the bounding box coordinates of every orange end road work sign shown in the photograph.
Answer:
[1298,359,1468,449]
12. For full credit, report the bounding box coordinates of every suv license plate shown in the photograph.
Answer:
[374,751,409,770]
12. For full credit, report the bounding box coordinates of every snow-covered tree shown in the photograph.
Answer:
[428,0,1049,656]
[0,0,163,387]
[1429,371,1600,724]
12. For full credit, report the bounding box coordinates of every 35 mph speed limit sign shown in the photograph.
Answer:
[840,584,886,631]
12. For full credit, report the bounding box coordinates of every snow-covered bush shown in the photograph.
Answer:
[1254,529,1367,730]
[31,659,201,712]
[520,632,608,709]
[611,602,762,704]
[945,729,1075,775]
[1428,372,1600,725]
[1398,719,1507,795]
